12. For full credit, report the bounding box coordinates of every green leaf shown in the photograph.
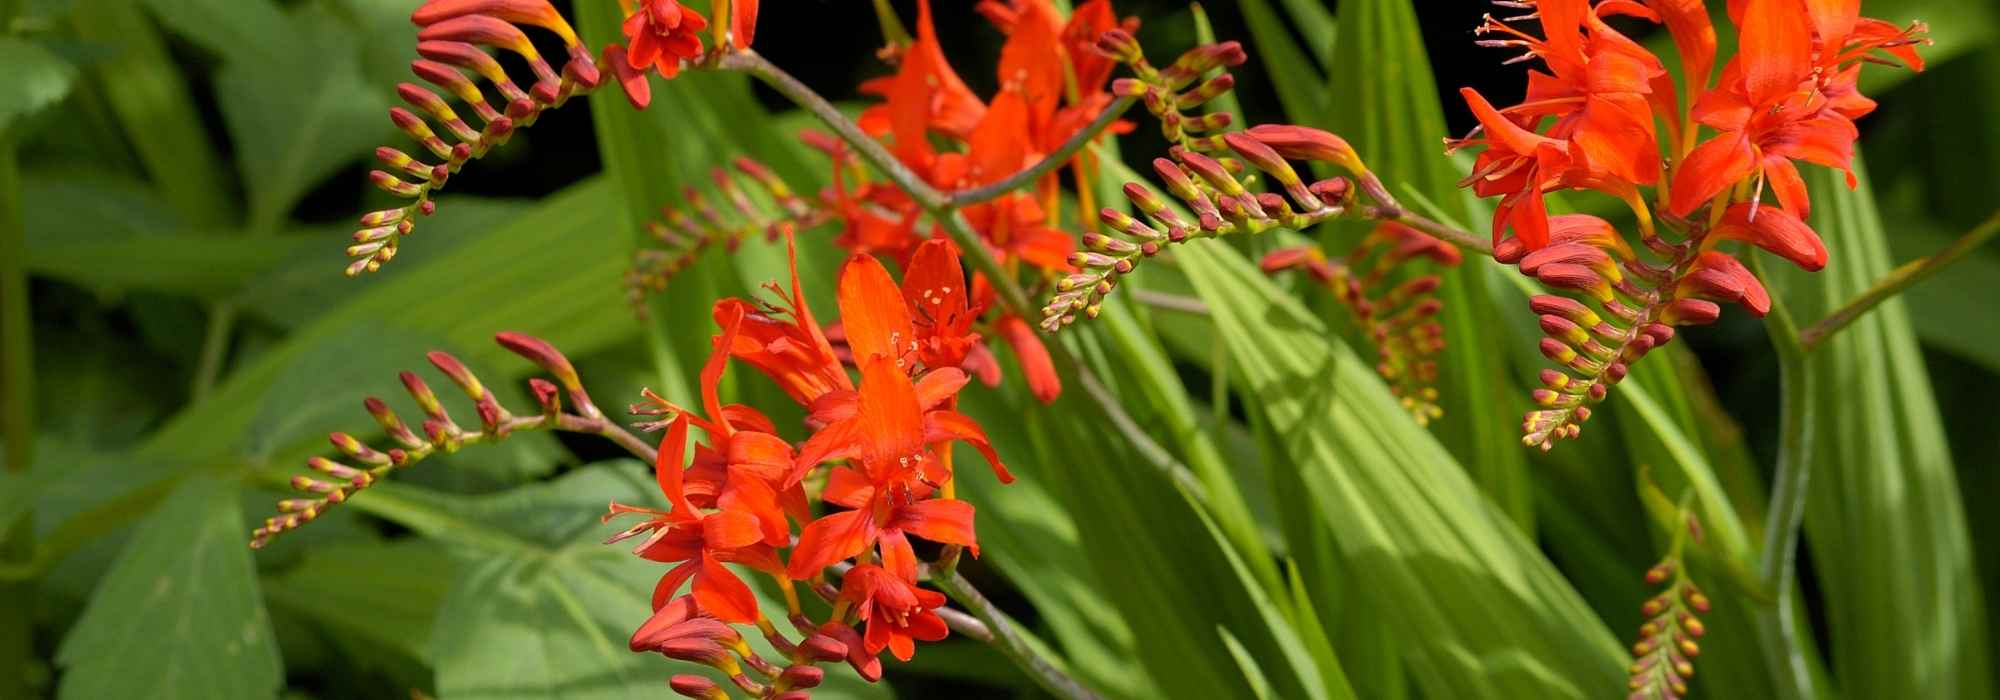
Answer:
[54,475,283,700]
[0,38,76,133]
[124,178,635,480]
[68,0,234,226]
[262,539,456,666]
[1174,237,1627,699]
[139,0,292,65]
[1763,156,1994,699]
[1235,0,1327,125]
[361,464,886,699]
[1318,0,1533,530]
[213,3,387,227]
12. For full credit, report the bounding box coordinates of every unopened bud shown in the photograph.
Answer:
[778,665,823,689]
[1094,29,1142,63]
[668,675,725,700]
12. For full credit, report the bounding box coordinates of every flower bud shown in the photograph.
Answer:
[1661,299,1722,326]
[667,674,725,700]
[370,171,423,198]
[778,665,823,689]
[1245,124,1365,174]
[418,40,522,98]
[1094,29,1142,63]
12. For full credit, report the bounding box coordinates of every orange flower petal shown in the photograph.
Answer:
[693,553,760,623]
[854,354,926,467]
[1738,0,1813,105]
[788,509,876,578]
[654,414,695,514]
[837,253,916,366]
[1667,134,1757,216]
[700,509,764,550]
[893,498,978,551]
[998,315,1061,404]
[923,411,1013,484]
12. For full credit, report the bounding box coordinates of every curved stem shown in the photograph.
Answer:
[946,96,1137,208]
[1798,208,1999,352]
[933,568,1103,700]
[1754,257,1817,700]
[1369,206,1493,256]
[718,51,948,211]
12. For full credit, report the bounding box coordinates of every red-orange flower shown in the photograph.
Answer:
[1476,0,1667,186]
[859,0,987,164]
[604,414,778,624]
[902,239,985,372]
[840,562,951,661]
[1668,0,1926,219]
[785,254,1011,489]
[729,0,758,49]
[719,235,851,407]
[788,459,979,573]
[622,0,708,78]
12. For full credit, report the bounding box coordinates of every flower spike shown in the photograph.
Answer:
[1261,222,1461,426]
[347,0,600,277]
[250,333,611,548]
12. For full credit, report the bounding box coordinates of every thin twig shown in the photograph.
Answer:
[933,568,1103,700]
[190,302,237,402]
[719,51,950,211]
[1368,206,1494,256]
[824,559,994,641]
[0,135,29,474]
[1798,208,2000,352]
[946,96,1138,208]
[1131,289,1211,316]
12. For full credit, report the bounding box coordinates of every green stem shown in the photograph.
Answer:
[1753,256,1816,700]
[1374,207,1492,256]
[945,96,1137,208]
[932,568,1103,700]
[1,135,28,475]
[190,301,237,401]
[1797,208,2000,352]
[0,133,33,696]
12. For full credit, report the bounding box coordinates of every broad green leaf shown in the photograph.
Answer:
[0,38,76,133]
[1236,0,1327,126]
[54,475,283,700]
[1013,391,1331,700]
[68,0,234,226]
[124,178,635,478]
[1097,298,1278,592]
[20,169,186,245]
[362,464,885,700]
[950,391,1152,698]
[262,539,456,666]
[1175,237,1627,699]
[1763,157,1993,699]
[214,3,387,228]
[29,235,310,301]
[139,0,291,65]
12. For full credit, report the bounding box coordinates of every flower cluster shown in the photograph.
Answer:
[353,0,759,274]
[250,332,609,549]
[607,236,1012,696]
[631,0,1142,407]
[1451,0,1926,448]
[1629,512,1712,700]
[1261,222,1462,425]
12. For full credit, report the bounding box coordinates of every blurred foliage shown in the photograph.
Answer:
[1,0,1995,699]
